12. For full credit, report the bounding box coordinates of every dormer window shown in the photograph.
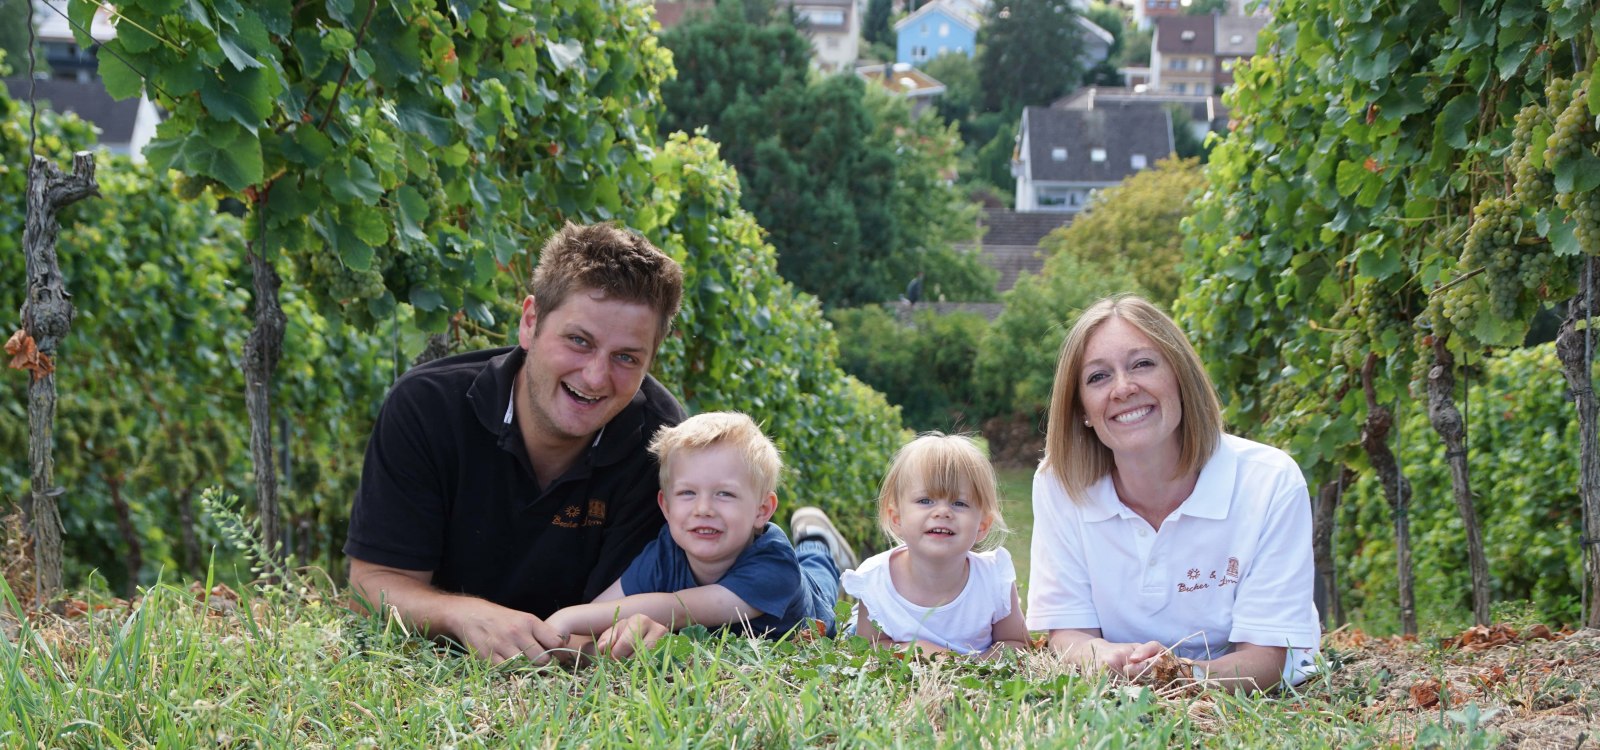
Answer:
[1051,147,1068,162]
[1181,30,1195,41]
[1131,154,1148,169]
[1230,34,1244,44]
[1091,148,1107,162]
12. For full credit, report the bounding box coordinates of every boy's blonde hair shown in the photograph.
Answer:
[649,411,783,497]
[877,432,1006,549]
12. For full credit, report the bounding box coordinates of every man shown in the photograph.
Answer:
[345,222,686,664]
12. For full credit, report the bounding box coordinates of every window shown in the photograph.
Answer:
[1181,30,1195,41]
[921,22,929,33]
[1230,34,1244,45]
[1131,154,1148,169]
[1222,58,1235,71]
[1067,191,1082,207]
[938,45,948,55]
[912,45,928,60]
[1051,147,1068,162]
[1193,58,1207,71]
[801,9,845,26]
[1090,148,1107,162]
[939,22,950,36]
[1168,58,1185,70]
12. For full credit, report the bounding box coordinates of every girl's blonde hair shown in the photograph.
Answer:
[1043,294,1223,502]
[877,432,1006,549]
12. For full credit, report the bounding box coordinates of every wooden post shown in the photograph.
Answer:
[17,152,98,607]
[1555,257,1599,628]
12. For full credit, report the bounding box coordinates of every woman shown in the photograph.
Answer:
[1026,294,1319,692]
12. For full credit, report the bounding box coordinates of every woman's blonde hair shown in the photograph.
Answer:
[877,432,1007,549]
[1043,294,1222,501]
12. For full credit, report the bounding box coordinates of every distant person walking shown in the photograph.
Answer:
[904,272,924,306]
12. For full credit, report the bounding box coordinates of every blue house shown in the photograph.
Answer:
[895,0,983,66]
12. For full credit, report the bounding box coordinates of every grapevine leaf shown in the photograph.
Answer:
[1547,208,1581,257]
[339,237,374,272]
[1357,247,1403,280]
[394,103,453,144]
[1437,93,1477,150]
[1335,160,1366,197]
[64,0,98,48]
[410,287,446,311]
[367,291,397,320]
[1439,0,1458,15]
[325,159,383,205]
[169,122,263,192]
[282,127,333,167]
[200,67,272,133]
[546,39,584,73]
[1553,151,1600,193]
[346,204,389,246]
[98,47,146,100]
[1589,66,1600,116]
[217,34,265,71]
[396,186,429,241]
[1494,34,1533,80]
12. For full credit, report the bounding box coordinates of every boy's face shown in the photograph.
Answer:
[658,443,777,576]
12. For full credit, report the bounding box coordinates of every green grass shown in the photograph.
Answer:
[996,465,1035,592]
[0,570,1527,748]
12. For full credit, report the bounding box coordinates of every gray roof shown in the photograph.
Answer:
[953,210,1075,293]
[1052,86,1226,131]
[1155,15,1215,55]
[3,77,141,144]
[1022,105,1173,183]
[1215,15,1268,56]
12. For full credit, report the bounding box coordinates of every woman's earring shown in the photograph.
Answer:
[1083,419,1091,427]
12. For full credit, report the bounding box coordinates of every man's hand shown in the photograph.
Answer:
[447,596,568,665]
[591,614,671,659]
[348,558,564,665]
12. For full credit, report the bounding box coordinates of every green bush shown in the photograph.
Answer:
[641,134,907,549]
[1335,345,1592,632]
[974,253,1145,422]
[827,305,989,433]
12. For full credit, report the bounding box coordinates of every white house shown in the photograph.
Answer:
[1012,104,1173,212]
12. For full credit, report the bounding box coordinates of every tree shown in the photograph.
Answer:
[662,9,990,306]
[977,0,1086,113]
[1177,0,1599,628]
[863,0,895,48]
[1040,158,1204,307]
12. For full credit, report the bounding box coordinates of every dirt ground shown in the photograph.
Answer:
[1310,625,1600,748]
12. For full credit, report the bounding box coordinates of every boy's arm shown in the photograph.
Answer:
[547,584,764,637]
[980,584,1031,658]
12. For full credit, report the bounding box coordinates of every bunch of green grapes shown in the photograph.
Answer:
[1510,103,1553,205]
[290,249,386,323]
[1462,197,1527,319]
[1327,289,1366,370]
[1545,77,1575,118]
[1557,187,1600,256]
[1544,78,1592,171]
[383,248,435,299]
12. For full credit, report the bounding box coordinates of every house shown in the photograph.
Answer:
[894,0,982,65]
[856,63,947,115]
[1213,15,1268,88]
[1053,85,1226,143]
[652,0,715,30]
[1148,13,1266,96]
[1150,15,1215,96]
[1011,104,1172,212]
[3,1,160,159]
[787,0,861,72]
[1130,0,1190,30]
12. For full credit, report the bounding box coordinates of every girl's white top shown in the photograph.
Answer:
[841,546,1016,655]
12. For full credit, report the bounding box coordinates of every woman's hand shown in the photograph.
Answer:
[1047,628,1167,676]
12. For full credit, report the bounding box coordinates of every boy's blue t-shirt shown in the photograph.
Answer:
[620,522,832,638]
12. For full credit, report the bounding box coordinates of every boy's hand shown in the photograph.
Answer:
[592,614,671,659]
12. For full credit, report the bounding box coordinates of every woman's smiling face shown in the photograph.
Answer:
[1078,316,1184,464]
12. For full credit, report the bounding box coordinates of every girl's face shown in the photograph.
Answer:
[887,477,991,560]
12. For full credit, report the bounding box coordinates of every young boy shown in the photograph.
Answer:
[545,411,858,652]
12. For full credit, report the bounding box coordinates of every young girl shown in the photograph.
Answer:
[842,433,1029,657]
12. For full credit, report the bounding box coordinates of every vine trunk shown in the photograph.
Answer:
[20,153,97,607]
[1313,466,1354,629]
[1426,338,1492,626]
[1361,354,1418,635]
[1555,257,1599,628]
[241,242,286,564]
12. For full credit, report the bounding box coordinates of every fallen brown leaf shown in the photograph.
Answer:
[5,329,54,377]
[1410,678,1443,708]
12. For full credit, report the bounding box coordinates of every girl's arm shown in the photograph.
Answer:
[853,600,896,645]
[980,584,1030,658]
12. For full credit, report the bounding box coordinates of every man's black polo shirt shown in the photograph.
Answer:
[344,345,684,617]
